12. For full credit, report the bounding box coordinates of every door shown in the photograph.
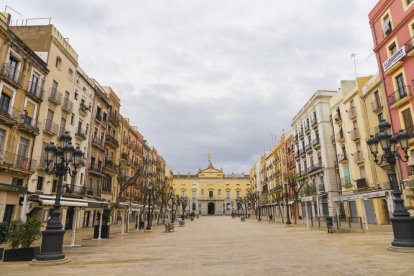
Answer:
[349,201,358,223]
[364,199,377,224]
[2,204,14,226]
[65,207,74,230]
[0,92,11,114]
[208,202,215,215]
[46,109,54,131]
[396,74,406,97]
[17,138,29,170]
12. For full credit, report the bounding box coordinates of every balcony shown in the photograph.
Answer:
[0,105,19,126]
[318,183,325,193]
[104,160,118,172]
[75,128,87,141]
[0,149,36,173]
[356,178,368,190]
[350,128,360,141]
[308,163,322,174]
[89,164,104,175]
[333,111,342,124]
[63,184,85,196]
[404,35,414,57]
[311,117,317,128]
[121,152,128,161]
[91,137,105,150]
[311,138,320,148]
[299,148,306,156]
[335,130,345,144]
[337,153,347,163]
[86,188,101,198]
[371,97,383,113]
[388,86,412,108]
[105,134,119,148]
[341,177,352,187]
[17,114,40,136]
[353,151,364,164]
[123,137,129,145]
[1,63,22,87]
[304,123,310,134]
[348,106,357,120]
[79,102,89,115]
[48,88,62,105]
[43,119,59,136]
[62,98,74,113]
[305,143,312,153]
[108,111,119,125]
[26,81,44,102]
[298,129,304,138]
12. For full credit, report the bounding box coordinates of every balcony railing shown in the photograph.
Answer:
[356,178,368,190]
[387,85,411,107]
[0,104,19,125]
[311,138,320,148]
[353,151,364,163]
[104,160,118,171]
[350,128,360,141]
[371,97,383,113]
[109,111,119,125]
[105,134,119,148]
[26,81,44,102]
[1,63,22,86]
[311,117,317,127]
[79,102,89,114]
[43,119,59,136]
[63,184,85,195]
[48,88,62,105]
[304,123,310,133]
[305,143,312,152]
[75,128,87,140]
[308,163,322,173]
[405,125,414,140]
[348,106,357,120]
[89,164,103,174]
[18,114,40,135]
[0,149,36,172]
[62,98,74,113]
[91,137,105,149]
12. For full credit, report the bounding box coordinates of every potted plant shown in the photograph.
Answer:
[94,207,111,239]
[0,222,8,260]
[3,218,41,261]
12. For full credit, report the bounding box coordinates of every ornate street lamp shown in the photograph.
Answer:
[284,181,291,225]
[367,119,414,247]
[146,184,153,231]
[36,132,83,261]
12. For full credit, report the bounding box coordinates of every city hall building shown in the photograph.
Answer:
[173,161,250,215]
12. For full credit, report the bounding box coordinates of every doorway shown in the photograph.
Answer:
[65,207,74,230]
[208,202,215,215]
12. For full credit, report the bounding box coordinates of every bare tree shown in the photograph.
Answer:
[246,190,260,218]
[269,187,284,223]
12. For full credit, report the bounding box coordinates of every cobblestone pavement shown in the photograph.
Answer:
[1,216,414,276]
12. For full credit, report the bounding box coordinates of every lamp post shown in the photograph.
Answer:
[36,131,83,261]
[367,119,414,247]
[146,184,153,231]
[222,202,225,215]
[284,181,291,225]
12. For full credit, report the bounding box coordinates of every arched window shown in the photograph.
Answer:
[55,56,62,70]
[68,68,73,81]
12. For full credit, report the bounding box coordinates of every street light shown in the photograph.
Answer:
[284,181,291,225]
[36,131,83,261]
[222,202,225,215]
[146,184,153,231]
[367,119,414,247]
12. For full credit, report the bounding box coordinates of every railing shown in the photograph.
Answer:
[0,149,36,172]
[404,35,414,55]
[371,97,382,112]
[79,102,89,114]
[91,137,105,148]
[311,138,320,147]
[305,143,312,152]
[356,178,368,190]
[64,185,85,195]
[298,129,304,137]
[318,183,325,192]
[43,119,59,135]
[308,215,363,230]
[1,63,22,85]
[27,81,43,101]
[348,106,357,120]
[0,104,19,122]
[105,134,119,147]
[109,111,119,124]
[353,151,364,163]
[350,128,360,141]
[299,148,306,156]
[62,98,74,113]
[95,114,102,122]
[304,123,310,132]
[341,176,352,186]
[308,163,322,173]
[89,164,103,174]
[311,117,317,127]
[18,114,40,134]
[105,160,118,171]
[75,128,87,140]
[48,88,63,105]
[387,85,411,106]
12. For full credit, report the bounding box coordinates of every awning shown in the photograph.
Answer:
[41,200,87,207]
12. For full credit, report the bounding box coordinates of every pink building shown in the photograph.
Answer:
[369,0,414,185]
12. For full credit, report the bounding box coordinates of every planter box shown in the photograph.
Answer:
[93,225,110,239]
[3,247,40,262]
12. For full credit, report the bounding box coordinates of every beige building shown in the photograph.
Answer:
[173,160,250,215]
[330,76,392,226]
[0,13,49,225]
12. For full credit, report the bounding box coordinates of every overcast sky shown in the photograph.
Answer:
[9,1,379,174]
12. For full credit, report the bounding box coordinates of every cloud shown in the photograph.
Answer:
[9,0,379,173]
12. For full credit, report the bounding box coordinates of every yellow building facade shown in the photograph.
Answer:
[173,161,250,215]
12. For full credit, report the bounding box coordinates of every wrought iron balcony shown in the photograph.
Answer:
[63,184,85,196]
[18,114,40,135]
[43,119,59,136]
[371,97,383,113]
[89,164,103,175]
[108,111,119,125]
[48,87,62,105]
[348,106,357,120]
[104,160,118,172]
[105,134,119,148]
[350,128,360,141]
[62,98,74,113]
[311,138,320,148]
[0,105,19,126]
[91,137,105,150]
[356,178,368,190]
[75,128,87,141]
[26,81,44,102]
[0,149,36,173]
[1,63,22,86]
[387,85,412,108]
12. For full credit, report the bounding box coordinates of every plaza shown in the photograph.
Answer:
[1,216,413,275]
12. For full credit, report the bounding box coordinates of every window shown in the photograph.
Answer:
[192,190,196,199]
[395,74,406,97]
[388,42,397,56]
[74,91,78,100]
[218,189,221,195]
[96,106,101,121]
[236,190,240,199]
[209,190,213,198]
[402,108,414,133]
[226,190,230,199]
[52,179,57,193]
[36,176,44,191]
[181,190,185,197]
[201,189,204,196]
[71,114,74,125]
[12,178,23,186]
[55,56,62,70]
[68,69,73,81]
[383,14,392,35]
[0,92,11,114]
[29,73,40,94]
[0,129,5,149]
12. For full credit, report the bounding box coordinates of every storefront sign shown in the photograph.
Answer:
[383,47,406,72]
[88,202,107,209]
[301,196,314,202]
[359,190,387,200]
[0,183,27,193]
